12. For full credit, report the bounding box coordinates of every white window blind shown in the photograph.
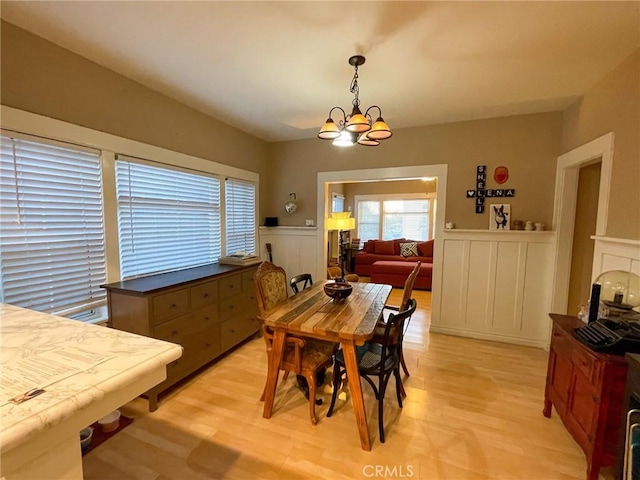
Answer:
[0,133,106,316]
[116,158,221,279]
[225,178,256,255]
[383,199,430,241]
[357,200,381,242]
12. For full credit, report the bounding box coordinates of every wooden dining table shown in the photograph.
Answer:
[260,280,392,451]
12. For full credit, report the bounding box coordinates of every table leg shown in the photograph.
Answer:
[262,330,286,419]
[342,341,372,451]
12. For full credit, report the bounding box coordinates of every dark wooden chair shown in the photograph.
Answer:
[327,298,417,443]
[290,273,313,294]
[253,261,336,425]
[373,261,420,381]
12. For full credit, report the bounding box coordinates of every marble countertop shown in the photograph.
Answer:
[0,304,183,453]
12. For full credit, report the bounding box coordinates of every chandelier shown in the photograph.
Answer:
[318,55,392,147]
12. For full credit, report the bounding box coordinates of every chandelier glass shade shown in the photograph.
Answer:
[318,55,392,147]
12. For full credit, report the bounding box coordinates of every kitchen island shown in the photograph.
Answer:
[0,304,183,480]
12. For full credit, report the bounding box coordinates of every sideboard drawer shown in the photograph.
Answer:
[191,280,218,310]
[152,289,189,324]
[220,315,259,350]
[219,274,242,299]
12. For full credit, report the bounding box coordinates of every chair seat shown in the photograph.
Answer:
[334,342,396,372]
[283,338,336,369]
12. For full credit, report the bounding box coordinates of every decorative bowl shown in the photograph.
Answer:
[324,281,353,302]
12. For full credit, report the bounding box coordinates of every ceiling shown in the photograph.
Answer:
[2,1,638,143]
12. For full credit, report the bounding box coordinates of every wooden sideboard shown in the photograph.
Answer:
[543,314,628,480]
[102,263,260,411]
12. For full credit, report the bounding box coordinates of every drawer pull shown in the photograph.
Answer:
[172,330,178,335]
[203,293,209,298]
[171,303,177,309]
[204,316,210,321]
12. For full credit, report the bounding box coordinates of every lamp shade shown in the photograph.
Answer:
[318,118,341,140]
[345,106,371,133]
[367,117,392,140]
[326,212,356,231]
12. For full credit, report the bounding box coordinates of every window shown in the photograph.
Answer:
[115,157,221,279]
[332,193,344,213]
[225,178,256,255]
[357,200,381,242]
[0,133,106,317]
[356,196,434,241]
[383,199,430,240]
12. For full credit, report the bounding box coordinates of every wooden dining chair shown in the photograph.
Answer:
[290,273,313,294]
[327,266,359,283]
[253,261,336,425]
[372,261,420,381]
[327,298,418,443]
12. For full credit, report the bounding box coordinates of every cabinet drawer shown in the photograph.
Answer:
[219,291,256,319]
[191,280,218,310]
[572,347,599,382]
[166,325,221,377]
[219,274,242,299]
[152,289,189,324]
[220,315,259,349]
[242,269,257,293]
[154,306,219,342]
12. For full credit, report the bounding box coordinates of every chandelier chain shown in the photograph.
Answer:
[350,65,360,108]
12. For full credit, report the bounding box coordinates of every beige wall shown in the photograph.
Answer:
[266,113,563,229]
[342,180,430,213]
[0,21,269,195]
[4,20,635,238]
[562,49,640,240]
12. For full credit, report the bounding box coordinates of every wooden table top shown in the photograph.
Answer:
[261,281,392,344]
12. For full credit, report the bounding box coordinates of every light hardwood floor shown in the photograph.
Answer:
[83,289,612,480]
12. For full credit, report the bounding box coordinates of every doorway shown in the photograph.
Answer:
[316,165,448,323]
[567,161,602,315]
[550,132,613,315]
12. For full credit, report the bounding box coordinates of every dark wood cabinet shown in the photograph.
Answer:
[544,314,628,480]
[102,263,259,411]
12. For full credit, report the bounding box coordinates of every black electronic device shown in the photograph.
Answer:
[588,283,601,323]
[573,319,640,355]
[264,217,278,227]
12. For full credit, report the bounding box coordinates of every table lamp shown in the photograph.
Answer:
[326,212,356,280]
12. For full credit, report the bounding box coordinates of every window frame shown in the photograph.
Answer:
[0,107,259,323]
[354,193,436,242]
[0,130,107,320]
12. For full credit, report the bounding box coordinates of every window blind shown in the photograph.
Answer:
[225,178,256,255]
[357,200,381,242]
[0,134,106,316]
[383,199,430,241]
[115,158,221,279]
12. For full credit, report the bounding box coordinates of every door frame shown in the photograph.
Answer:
[550,132,614,314]
[317,165,448,323]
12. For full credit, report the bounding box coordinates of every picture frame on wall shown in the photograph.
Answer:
[489,203,511,230]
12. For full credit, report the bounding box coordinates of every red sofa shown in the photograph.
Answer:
[354,238,434,276]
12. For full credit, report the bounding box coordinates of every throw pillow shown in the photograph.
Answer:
[363,240,375,253]
[400,242,419,258]
[374,240,395,255]
[417,240,434,258]
[393,238,407,255]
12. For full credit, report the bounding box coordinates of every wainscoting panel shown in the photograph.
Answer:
[258,227,320,286]
[432,230,555,348]
[591,236,640,279]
